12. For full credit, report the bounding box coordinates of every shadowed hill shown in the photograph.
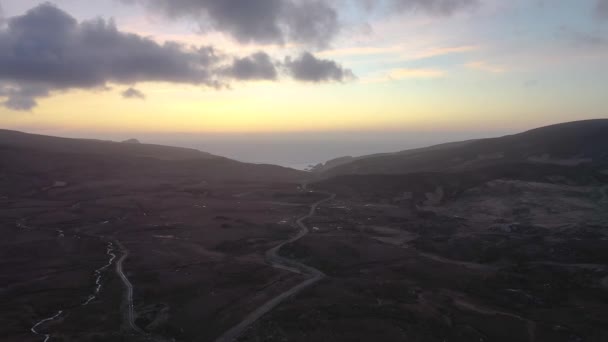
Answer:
[0,130,309,195]
[317,119,608,177]
[310,140,474,173]
[0,129,217,161]
[314,162,608,205]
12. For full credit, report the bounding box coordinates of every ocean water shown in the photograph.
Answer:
[45,130,509,170]
[134,131,507,169]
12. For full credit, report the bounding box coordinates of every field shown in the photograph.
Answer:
[241,176,608,342]
[2,125,608,342]
[0,178,320,341]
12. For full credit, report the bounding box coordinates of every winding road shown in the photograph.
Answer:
[115,240,146,335]
[214,191,336,342]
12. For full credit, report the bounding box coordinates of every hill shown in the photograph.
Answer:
[0,130,216,161]
[317,119,608,177]
[0,130,309,195]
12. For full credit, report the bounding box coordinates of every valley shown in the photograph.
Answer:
[1,120,608,341]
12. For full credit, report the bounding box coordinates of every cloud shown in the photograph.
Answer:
[120,1,478,50]
[319,46,406,58]
[0,3,222,109]
[560,27,608,48]
[0,85,50,111]
[224,52,278,80]
[283,1,339,48]
[596,0,608,20]
[412,45,478,59]
[362,67,446,84]
[0,3,353,110]
[0,3,5,27]
[465,61,506,73]
[284,52,355,82]
[122,87,146,100]
[391,0,480,16]
[319,44,478,69]
[122,0,339,48]
[388,68,446,79]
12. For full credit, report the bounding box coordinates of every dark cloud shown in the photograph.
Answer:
[0,3,225,110]
[391,0,479,16]
[224,52,278,80]
[1,85,49,111]
[120,0,476,50]
[284,52,354,83]
[122,87,146,99]
[596,0,608,20]
[225,51,354,83]
[0,3,353,110]
[122,0,339,48]
[283,1,339,48]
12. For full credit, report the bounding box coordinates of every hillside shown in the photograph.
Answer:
[318,119,608,177]
[2,123,608,342]
[0,130,309,195]
[0,129,217,161]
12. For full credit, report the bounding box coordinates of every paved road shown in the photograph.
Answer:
[214,192,336,342]
[115,241,146,335]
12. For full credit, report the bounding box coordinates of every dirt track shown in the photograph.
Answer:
[214,192,335,342]
[115,241,145,335]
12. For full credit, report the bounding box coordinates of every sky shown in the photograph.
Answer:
[0,0,607,166]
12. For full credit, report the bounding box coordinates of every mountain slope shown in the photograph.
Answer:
[0,130,309,195]
[318,119,608,177]
[0,129,217,161]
